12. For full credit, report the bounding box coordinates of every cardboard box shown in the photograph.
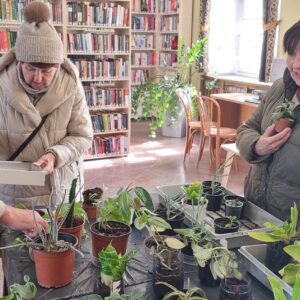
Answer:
[0,161,45,186]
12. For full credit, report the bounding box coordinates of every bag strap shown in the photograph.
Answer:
[8,114,49,161]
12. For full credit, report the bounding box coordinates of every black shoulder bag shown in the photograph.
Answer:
[8,114,49,161]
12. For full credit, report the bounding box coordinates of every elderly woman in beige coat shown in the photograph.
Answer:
[0,2,93,210]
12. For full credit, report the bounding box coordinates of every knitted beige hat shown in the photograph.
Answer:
[15,1,63,64]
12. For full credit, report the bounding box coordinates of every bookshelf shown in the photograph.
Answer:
[0,0,131,160]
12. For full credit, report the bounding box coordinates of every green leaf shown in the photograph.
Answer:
[248,231,285,242]
[284,244,300,263]
[148,216,172,229]
[134,187,154,211]
[267,275,286,300]
[279,263,300,285]
[165,237,185,250]
[293,272,300,300]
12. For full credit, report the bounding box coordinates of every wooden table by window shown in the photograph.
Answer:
[210,93,259,129]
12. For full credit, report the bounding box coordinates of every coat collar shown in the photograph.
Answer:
[0,49,79,126]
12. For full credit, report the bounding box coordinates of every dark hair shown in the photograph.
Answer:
[283,20,300,55]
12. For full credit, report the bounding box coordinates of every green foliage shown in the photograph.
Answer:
[131,37,208,137]
[174,225,213,246]
[267,272,300,300]
[0,275,37,300]
[224,216,240,228]
[271,99,295,123]
[87,288,145,300]
[99,243,136,288]
[63,177,77,227]
[181,181,205,205]
[158,282,207,300]
[248,203,298,244]
[160,194,185,220]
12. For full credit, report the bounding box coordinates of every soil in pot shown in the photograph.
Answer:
[155,208,185,236]
[219,277,252,300]
[153,250,184,299]
[198,260,220,287]
[214,217,240,234]
[224,195,247,218]
[32,232,77,288]
[265,241,291,276]
[59,216,84,248]
[90,221,131,262]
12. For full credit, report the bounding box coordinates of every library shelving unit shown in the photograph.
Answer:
[0,0,131,160]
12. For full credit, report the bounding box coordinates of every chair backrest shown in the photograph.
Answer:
[196,95,221,136]
[176,88,193,124]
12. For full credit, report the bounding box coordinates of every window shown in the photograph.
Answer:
[208,0,264,78]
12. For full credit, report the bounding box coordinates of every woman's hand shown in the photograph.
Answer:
[0,205,48,238]
[34,153,56,174]
[254,123,292,156]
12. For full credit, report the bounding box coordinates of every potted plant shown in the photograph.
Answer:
[155,194,186,236]
[248,203,298,275]
[87,288,145,300]
[158,282,207,300]
[214,216,241,234]
[2,275,37,300]
[181,181,208,223]
[58,178,88,248]
[224,197,246,219]
[82,187,104,220]
[224,195,247,219]
[94,243,136,297]
[131,37,208,138]
[271,99,295,133]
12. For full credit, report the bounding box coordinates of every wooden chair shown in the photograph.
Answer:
[196,95,237,169]
[176,89,202,162]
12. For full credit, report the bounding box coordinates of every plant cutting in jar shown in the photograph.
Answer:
[95,242,136,297]
[271,99,295,133]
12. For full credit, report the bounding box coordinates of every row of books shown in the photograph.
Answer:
[67,33,129,54]
[159,53,177,68]
[70,58,129,80]
[132,34,154,49]
[132,0,156,13]
[160,16,178,32]
[131,69,150,85]
[84,87,129,108]
[0,1,62,23]
[66,2,129,27]
[132,52,156,66]
[0,30,16,52]
[88,135,128,156]
[159,0,178,13]
[132,16,155,31]
[91,113,128,132]
[161,35,178,50]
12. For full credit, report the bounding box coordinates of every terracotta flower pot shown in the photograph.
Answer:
[274,118,294,133]
[90,221,131,264]
[59,216,84,248]
[32,233,77,288]
[83,202,97,220]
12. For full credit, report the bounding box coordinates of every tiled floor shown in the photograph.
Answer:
[84,120,250,198]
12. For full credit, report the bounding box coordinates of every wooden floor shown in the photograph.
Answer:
[84,120,250,198]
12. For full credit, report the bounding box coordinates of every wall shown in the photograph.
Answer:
[277,0,300,58]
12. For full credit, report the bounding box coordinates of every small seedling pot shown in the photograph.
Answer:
[224,195,247,218]
[214,217,240,234]
[274,118,294,133]
[59,216,84,248]
[82,202,97,220]
[205,188,224,211]
[219,276,252,300]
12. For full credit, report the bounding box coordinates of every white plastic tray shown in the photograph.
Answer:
[239,244,292,300]
[156,183,283,249]
[0,161,45,186]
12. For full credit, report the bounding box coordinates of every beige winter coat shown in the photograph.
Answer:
[0,50,93,207]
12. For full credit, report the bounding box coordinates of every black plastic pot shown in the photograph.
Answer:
[224,195,247,218]
[265,242,291,276]
[214,217,240,234]
[153,249,184,299]
[94,278,123,297]
[205,189,224,211]
[202,180,221,191]
[219,277,252,300]
[198,260,220,287]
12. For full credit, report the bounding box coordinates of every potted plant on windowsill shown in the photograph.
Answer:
[248,203,298,276]
[271,99,295,133]
[82,187,104,220]
[131,37,208,138]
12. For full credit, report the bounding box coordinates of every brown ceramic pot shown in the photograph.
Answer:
[274,118,294,133]
[32,233,77,288]
[90,221,131,263]
[59,216,84,248]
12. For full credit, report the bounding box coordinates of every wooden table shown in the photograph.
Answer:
[210,93,259,129]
